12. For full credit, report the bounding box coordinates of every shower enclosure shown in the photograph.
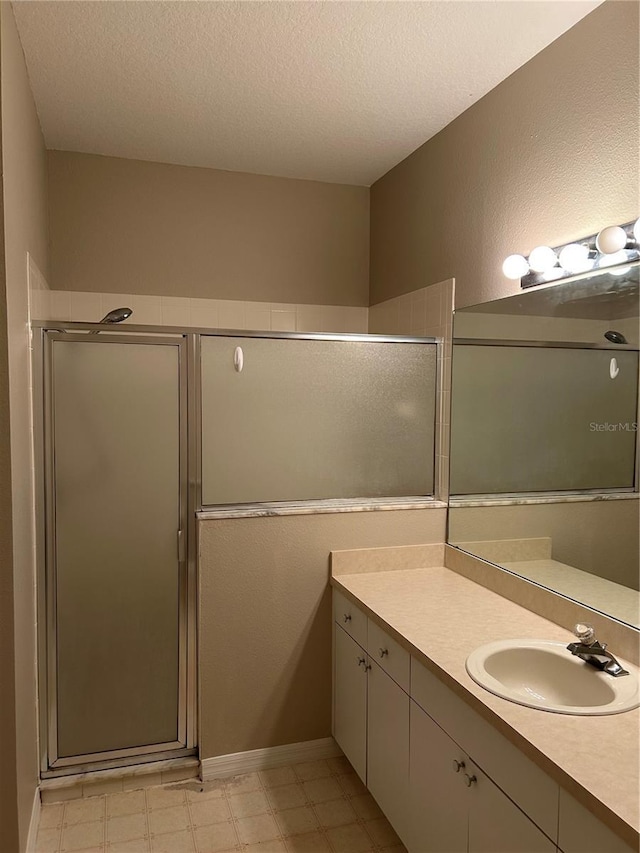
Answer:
[34,324,438,775]
[450,342,639,495]
[35,329,197,775]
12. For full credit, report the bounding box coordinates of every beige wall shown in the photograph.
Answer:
[449,500,640,591]
[0,303,20,850]
[47,150,370,306]
[368,278,455,499]
[0,62,20,853]
[1,3,50,849]
[370,1,639,309]
[199,509,445,758]
[31,289,369,334]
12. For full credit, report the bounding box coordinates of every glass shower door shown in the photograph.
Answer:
[46,333,188,768]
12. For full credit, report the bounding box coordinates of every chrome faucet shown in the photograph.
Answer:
[566,623,629,677]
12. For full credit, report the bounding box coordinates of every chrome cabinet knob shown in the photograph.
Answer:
[379,648,389,658]
[452,759,465,773]
[343,614,352,623]
[464,773,477,788]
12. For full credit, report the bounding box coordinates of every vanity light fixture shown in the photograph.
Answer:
[558,242,591,274]
[503,220,640,288]
[502,254,530,279]
[603,252,632,275]
[528,245,558,273]
[595,225,627,255]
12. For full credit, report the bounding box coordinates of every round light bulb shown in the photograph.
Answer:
[633,218,640,243]
[542,267,564,283]
[610,265,632,277]
[502,254,529,280]
[528,245,558,273]
[595,225,627,255]
[599,250,629,269]
[558,243,591,273]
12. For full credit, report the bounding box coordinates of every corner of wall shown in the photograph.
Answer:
[1,2,51,848]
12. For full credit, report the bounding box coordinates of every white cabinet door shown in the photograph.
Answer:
[333,623,367,783]
[408,700,468,853]
[467,758,555,853]
[367,659,411,847]
[411,657,558,841]
[557,789,636,853]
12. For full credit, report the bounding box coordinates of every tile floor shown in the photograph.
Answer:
[35,756,407,853]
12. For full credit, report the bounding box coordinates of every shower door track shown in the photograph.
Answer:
[34,329,199,777]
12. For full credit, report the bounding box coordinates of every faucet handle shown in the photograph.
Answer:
[574,623,596,644]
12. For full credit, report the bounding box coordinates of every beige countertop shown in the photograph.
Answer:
[500,558,640,629]
[331,566,640,848]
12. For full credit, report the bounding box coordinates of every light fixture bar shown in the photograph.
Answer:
[502,219,639,289]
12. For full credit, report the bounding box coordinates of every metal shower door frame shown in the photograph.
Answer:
[34,328,198,776]
[33,321,439,776]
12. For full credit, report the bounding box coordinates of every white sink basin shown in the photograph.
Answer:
[466,640,639,715]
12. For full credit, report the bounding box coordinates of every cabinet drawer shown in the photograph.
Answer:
[333,588,367,648]
[368,618,410,693]
[411,657,558,843]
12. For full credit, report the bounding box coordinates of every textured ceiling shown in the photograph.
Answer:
[13,0,601,186]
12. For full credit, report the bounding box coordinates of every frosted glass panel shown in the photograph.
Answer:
[450,345,638,495]
[201,337,436,504]
[52,339,181,757]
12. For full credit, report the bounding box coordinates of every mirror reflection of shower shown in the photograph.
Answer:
[89,307,133,334]
[604,330,629,345]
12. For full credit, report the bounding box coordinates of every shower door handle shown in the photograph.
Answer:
[177,529,186,563]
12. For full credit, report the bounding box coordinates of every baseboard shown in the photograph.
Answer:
[26,786,41,853]
[201,737,341,782]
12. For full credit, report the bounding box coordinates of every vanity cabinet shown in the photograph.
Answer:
[410,656,559,842]
[466,756,556,853]
[409,700,554,853]
[333,623,367,782]
[332,588,635,853]
[367,657,410,841]
[333,615,412,847]
[408,699,468,852]
[367,616,410,692]
[557,789,636,853]
[333,587,367,648]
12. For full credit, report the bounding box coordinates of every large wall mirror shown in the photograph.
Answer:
[448,263,639,629]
